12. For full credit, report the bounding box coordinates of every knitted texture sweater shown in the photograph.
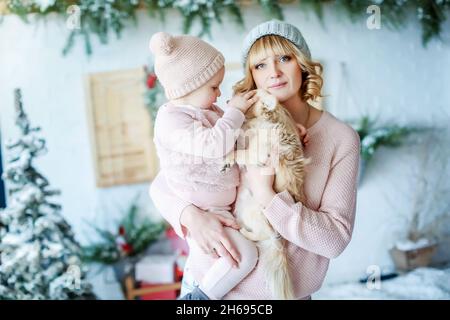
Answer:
[150,110,361,299]
[153,103,245,194]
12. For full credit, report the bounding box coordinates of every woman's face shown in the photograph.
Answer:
[251,53,302,103]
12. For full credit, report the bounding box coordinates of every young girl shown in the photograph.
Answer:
[149,32,259,300]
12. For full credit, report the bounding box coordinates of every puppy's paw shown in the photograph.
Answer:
[221,163,232,173]
[221,151,236,172]
[240,228,256,241]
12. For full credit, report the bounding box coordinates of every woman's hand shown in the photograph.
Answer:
[241,164,276,208]
[296,123,310,147]
[180,205,241,267]
[227,90,258,114]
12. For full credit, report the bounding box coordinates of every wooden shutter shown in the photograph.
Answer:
[85,67,159,187]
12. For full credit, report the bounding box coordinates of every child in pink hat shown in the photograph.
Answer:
[149,32,259,300]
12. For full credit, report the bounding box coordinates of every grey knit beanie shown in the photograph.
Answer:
[242,20,311,66]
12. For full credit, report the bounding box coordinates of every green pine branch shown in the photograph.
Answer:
[81,194,166,265]
[3,0,450,55]
[257,0,283,20]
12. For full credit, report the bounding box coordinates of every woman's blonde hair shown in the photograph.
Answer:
[234,35,323,103]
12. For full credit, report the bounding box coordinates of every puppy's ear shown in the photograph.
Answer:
[261,94,277,111]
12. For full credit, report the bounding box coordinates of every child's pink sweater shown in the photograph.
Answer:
[153,103,245,209]
[150,110,361,299]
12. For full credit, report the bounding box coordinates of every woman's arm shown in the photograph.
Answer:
[149,171,241,266]
[245,134,360,259]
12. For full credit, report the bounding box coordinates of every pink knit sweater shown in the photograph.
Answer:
[150,110,360,299]
[153,103,245,195]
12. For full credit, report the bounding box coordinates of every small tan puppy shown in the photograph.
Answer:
[224,89,309,300]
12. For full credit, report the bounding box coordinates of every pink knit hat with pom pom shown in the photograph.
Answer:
[149,32,225,99]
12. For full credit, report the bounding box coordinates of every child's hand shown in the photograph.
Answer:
[227,90,258,114]
[295,123,310,147]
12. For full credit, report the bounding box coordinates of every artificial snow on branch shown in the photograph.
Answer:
[0,88,96,300]
[81,194,167,265]
[1,1,449,56]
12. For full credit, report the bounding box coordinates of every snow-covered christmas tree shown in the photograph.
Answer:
[0,89,96,300]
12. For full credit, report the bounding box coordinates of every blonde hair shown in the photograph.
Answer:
[234,35,323,103]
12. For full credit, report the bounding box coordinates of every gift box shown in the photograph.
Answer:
[138,282,179,300]
[129,229,189,300]
[133,253,184,300]
[135,254,177,283]
[136,261,184,300]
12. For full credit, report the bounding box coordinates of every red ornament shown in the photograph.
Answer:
[118,226,125,236]
[147,73,157,89]
[121,243,133,254]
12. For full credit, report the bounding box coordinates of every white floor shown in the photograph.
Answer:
[313,267,450,300]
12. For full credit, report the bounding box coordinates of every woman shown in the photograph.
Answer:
[150,20,360,300]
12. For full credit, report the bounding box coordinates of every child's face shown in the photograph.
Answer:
[185,67,225,109]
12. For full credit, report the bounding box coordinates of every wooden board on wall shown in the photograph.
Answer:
[85,68,159,188]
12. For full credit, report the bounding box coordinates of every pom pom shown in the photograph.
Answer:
[149,32,174,56]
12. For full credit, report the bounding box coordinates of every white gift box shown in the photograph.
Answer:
[134,254,177,284]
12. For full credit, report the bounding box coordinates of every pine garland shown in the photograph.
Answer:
[301,0,450,46]
[81,195,167,265]
[173,0,244,37]
[349,115,424,163]
[1,0,449,56]
[257,0,283,20]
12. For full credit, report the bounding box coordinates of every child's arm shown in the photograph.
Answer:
[157,92,258,159]
[157,107,245,159]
